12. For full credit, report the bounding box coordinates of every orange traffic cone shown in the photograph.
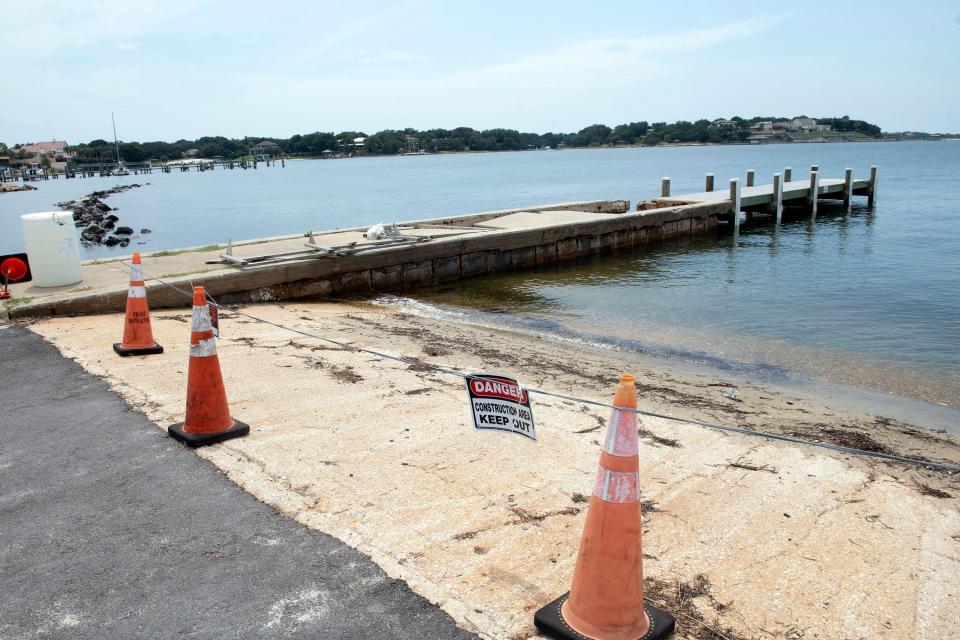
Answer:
[168,286,249,447]
[113,252,163,356]
[535,373,675,640]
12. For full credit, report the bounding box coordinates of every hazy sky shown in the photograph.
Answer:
[3,0,958,143]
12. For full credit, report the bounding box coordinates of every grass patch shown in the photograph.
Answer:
[157,267,220,279]
[2,296,33,309]
[150,244,223,257]
[788,130,876,142]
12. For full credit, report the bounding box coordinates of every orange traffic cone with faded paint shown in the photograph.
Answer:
[168,286,249,447]
[113,252,163,356]
[535,373,675,640]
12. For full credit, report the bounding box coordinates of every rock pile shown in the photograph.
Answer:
[56,184,152,248]
[0,183,38,193]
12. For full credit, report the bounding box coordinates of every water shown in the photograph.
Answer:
[2,142,958,421]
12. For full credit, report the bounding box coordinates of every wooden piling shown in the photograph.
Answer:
[843,168,853,211]
[661,177,671,198]
[730,178,741,233]
[746,169,755,187]
[784,167,792,182]
[809,171,819,217]
[868,165,878,206]
[772,173,783,224]
[705,173,715,192]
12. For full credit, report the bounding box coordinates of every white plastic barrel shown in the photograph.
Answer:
[20,211,83,287]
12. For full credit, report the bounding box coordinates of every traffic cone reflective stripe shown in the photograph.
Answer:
[168,286,249,447]
[113,252,163,356]
[534,373,675,640]
[189,301,218,359]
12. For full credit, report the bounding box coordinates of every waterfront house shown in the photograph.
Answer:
[20,140,72,158]
[251,140,281,159]
[789,117,831,131]
[710,118,736,128]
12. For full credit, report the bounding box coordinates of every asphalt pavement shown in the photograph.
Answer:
[0,324,477,640]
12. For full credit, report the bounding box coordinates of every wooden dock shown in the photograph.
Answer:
[649,165,878,231]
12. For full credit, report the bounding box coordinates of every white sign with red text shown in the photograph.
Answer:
[466,373,536,441]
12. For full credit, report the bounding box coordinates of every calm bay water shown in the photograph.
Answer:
[2,142,958,421]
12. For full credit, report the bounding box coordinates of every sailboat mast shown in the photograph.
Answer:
[112,112,121,164]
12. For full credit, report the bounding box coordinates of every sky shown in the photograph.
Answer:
[2,0,958,144]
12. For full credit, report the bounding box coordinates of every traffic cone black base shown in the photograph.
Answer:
[113,342,164,357]
[168,420,249,447]
[534,593,676,640]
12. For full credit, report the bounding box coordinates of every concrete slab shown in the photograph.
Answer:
[475,210,620,230]
[26,304,960,640]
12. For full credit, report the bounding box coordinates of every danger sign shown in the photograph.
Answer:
[209,303,219,338]
[466,373,536,441]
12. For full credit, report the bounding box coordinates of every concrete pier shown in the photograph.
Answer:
[5,198,728,319]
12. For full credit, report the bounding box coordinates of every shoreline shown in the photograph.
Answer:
[23,300,960,639]
[379,294,960,431]
[280,136,906,162]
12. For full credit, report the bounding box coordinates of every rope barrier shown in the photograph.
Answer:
[102,260,960,473]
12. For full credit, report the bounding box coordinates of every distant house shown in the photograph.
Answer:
[251,140,281,158]
[790,117,816,130]
[748,119,832,133]
[183,148,200,158]
[20,140,72,158]
[710,119,736,129]
[787,117,831,131]
[352,137,366,147]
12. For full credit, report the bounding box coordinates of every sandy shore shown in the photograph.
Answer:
[23,300,960,639]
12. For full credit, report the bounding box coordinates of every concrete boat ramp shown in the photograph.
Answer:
[3,166,876,319]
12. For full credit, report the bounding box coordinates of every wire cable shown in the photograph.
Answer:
[103,259,960,473]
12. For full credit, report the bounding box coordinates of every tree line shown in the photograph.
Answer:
[3,115,883,164]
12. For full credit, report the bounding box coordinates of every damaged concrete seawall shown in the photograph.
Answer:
[9,199,727,318]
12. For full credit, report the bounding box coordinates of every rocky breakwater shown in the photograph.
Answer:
[57,184,152,248]
[0,183,38,193]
